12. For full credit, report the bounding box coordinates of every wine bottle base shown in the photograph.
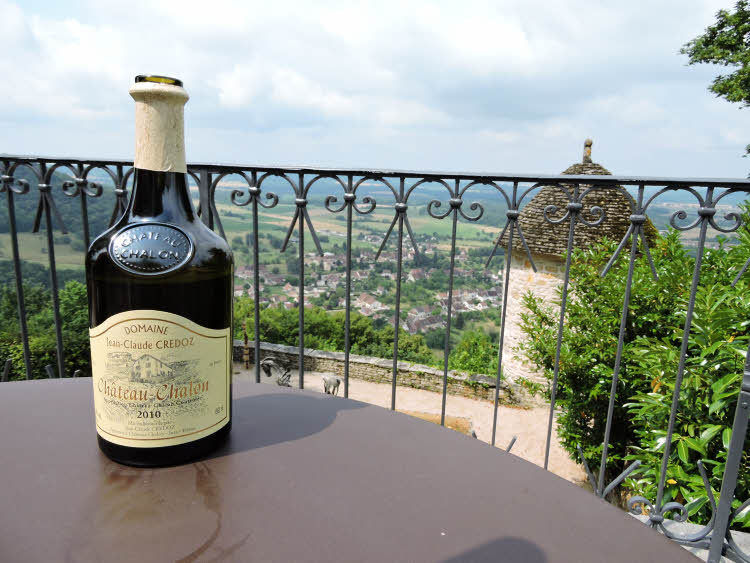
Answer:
[97,422,231,467]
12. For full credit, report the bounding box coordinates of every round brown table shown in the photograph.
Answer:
[0,379,694,562]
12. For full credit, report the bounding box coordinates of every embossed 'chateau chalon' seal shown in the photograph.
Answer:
[109,223,194,275]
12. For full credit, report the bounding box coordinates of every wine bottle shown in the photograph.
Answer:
[86,75,233,466]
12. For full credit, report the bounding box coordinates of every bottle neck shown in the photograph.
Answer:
[127,169,196,223]
[126,80,194,223]
[130,81,189,174]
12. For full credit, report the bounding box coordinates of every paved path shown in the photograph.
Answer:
[234,366,586,484]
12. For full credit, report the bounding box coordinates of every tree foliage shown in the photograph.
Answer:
[1,278,502,381]
[519,233,689,487]
[519,224,750,526]
[233,296,436,365]
[0,281,91,379]
[447,330,498,376]
[681,1,750,153]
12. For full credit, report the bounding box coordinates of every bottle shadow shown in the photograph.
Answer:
[208,391,366,458]
[441,537,548,563]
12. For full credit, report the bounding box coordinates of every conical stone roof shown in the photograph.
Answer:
[505,140,658,259]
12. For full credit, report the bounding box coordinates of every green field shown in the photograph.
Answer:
[0,233,85,270]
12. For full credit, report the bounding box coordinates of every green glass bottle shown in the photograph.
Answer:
[86,76,233,466]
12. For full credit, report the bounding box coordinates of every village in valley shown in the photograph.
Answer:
[233,240,504,339]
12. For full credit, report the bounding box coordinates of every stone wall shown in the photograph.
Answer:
[232,340,526,406]
[501,250,565,385]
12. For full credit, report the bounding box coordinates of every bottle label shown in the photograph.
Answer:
[109,223,194,276]
[89,310,230,448]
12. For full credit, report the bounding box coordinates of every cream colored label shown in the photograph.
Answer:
[90,310,230,448]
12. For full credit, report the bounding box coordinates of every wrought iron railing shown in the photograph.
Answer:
[1,154,749,561]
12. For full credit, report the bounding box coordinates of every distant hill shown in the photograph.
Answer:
[0,166,116,237]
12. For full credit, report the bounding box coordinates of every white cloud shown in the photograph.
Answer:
[1,0,750,177]
[216,63,263,108]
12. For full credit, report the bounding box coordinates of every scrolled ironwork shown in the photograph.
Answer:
[628,495,656,518]
[536,183,575,225]
[59,165,105,247]
[367,175,419,261]
[725,534,750,563]
[543,204,569,225]
[187,170,201,189]
[426,199,452,220]
[711,210,743,233]
[109,188,129,227]
[3,154,750,559]
[575,187,609,228]
[350,177,381,215]
[576,444,642,501]
[422,178,491,425]
[627,461,717,546]
[7,161,42,185]
[214,172,249,206]
[230,174,279,210]
[706,188,748,234]
[324,178,377,217]
[61,178,103,198]
[32,183,67,234]
[44,162,78,185]
[264,172,324,256]
[82,163,118,187]
[459,201,484,222]
[426,179,487,223]
[122,167,135,188]
[108,165,133,227]
[601,185,657,279]
[538,184,608,228]
[324,194,347,214]
[640,185,707,233]
[0,175,30,195]
[669,209,704,232]
[483,180,538,272]
[354,196,376,215]
[722,498,750,562]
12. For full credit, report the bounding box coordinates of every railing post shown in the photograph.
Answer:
[1,168,33,379]
[343,175,354,398]
[439,182,460,426]
[707,344,750,562]
[544,184,581,470]
[243,319,250,370]
[35,162,66,378]
[108,164,129,228]
[390,180,407,411]
[297,174,305,389]
[198,169,213,230]
[250,173,262,383]
[491,184,520,447]
[75,164,92,248]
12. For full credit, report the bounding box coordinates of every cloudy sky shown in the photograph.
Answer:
[2,0,749,178]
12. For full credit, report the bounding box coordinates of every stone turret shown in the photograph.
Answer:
[500,140,657,387]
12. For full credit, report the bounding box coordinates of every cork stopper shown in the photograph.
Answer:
[129,76,189,173]
[583,138,593,164]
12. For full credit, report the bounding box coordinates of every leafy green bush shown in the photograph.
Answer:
[447,330,498,376]
[519,226,750,525]
[624,235,750,527]
[234,296,436,365]
[519,232,689,487]
[0,281,92,379]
